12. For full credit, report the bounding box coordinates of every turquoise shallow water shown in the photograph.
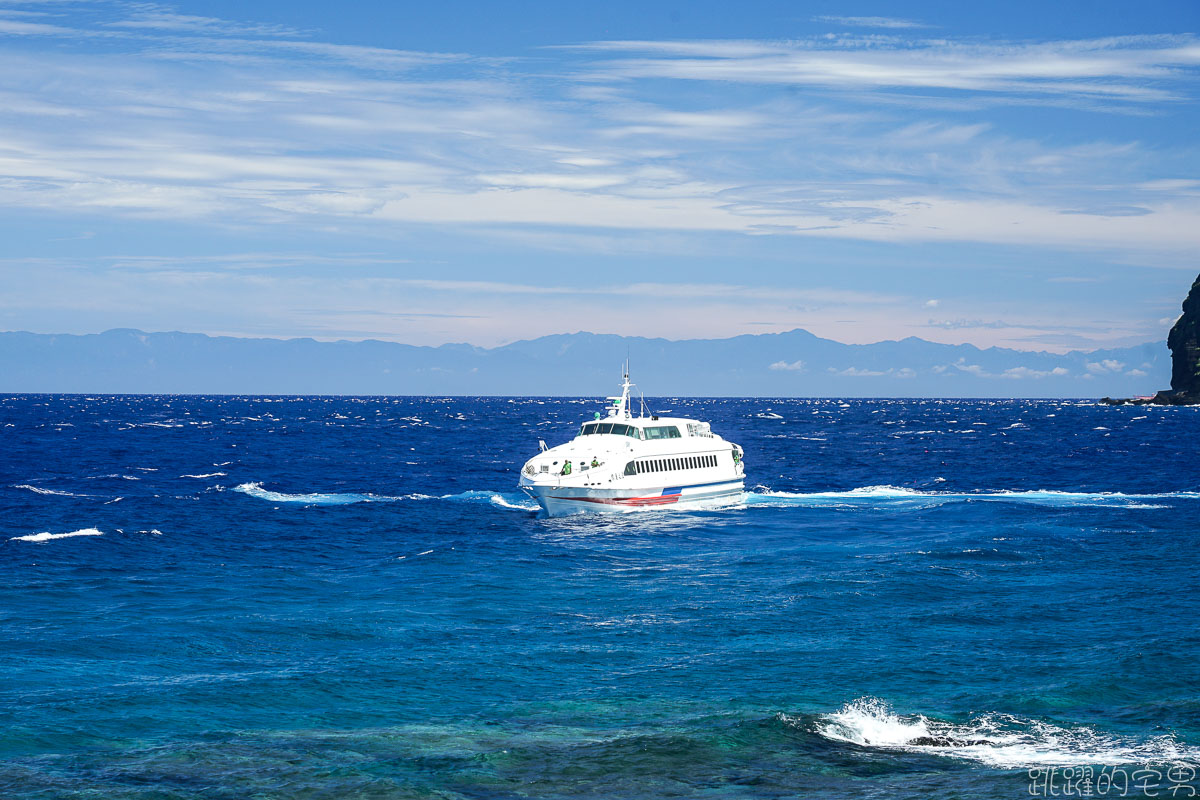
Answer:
[2,395,1199,798]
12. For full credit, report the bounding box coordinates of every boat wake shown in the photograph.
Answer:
[802,697,1200,768]
[232,482,424,505]
[228,482,1193,514]
[232,483,537,510]
[744,485,1198,510]
[441,490,539,511]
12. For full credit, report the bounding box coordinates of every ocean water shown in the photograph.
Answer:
[2,394,1199,799]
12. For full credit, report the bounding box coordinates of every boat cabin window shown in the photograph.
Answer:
[580,422,642,438]
[632,455,717,473]
[632,454,721,473]
[642,425,681,440]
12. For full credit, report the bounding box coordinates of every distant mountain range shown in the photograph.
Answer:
[0,328,1168,397]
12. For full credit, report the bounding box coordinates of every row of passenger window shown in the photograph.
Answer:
[579,422,683,439]
[580,422,640,438]
[623,453,718,476]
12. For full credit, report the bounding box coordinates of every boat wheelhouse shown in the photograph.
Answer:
[518,371,744,516]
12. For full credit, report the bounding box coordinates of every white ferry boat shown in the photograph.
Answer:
[518,371,745,516]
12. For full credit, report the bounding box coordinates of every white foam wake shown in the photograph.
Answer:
[11,528,104,542]
[807,697,1200,768]
[231,483,534,509]
[233,482,420,505]
[441,490,539,511]
[745,485,1199,509]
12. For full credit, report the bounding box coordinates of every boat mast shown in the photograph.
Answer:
[607,362,632,420]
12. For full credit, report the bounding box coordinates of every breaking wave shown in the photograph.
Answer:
[11,528,104,543]
[744,485,1199,509]
[804,697,1200,769]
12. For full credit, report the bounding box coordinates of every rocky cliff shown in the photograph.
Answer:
[1105,272,1200,405]
[1167,273,1200,397]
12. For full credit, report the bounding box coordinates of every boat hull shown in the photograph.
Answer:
[521,479,744,517]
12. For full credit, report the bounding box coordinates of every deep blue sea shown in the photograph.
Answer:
[2,395,1199,799]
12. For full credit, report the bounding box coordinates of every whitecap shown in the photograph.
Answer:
[807,697,1200,769]
[180,472,227,479]
[11,528,104,542]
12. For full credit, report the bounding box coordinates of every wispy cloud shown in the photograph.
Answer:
[0,40,1195,255]
[572,35,1200,103]
[104,6,302,37]
[0,0,1194,349]
[813,16,930,30]
[0,16,71,34]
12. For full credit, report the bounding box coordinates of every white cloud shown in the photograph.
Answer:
[1138,179,1200,192]
[1086,359,1126,373]
[104,8,301,37]
[475,172,630,190]
[813,16,929,30]
[827,366,915,377]
[0,3,1193,348]
[1002,366,1070,379]
[574,35,1200,103]
[928,319,1015,330]
[953,361,989,377]
[952,361,1070,379]
[0,20,1195,258]
[769,359,805,371]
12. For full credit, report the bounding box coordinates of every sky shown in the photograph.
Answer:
[1,0,1199,352]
